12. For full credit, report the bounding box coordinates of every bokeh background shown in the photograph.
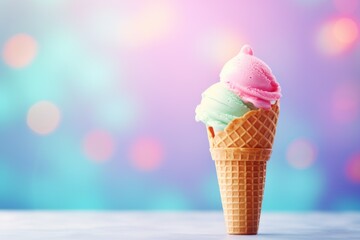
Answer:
[0,0,359,211]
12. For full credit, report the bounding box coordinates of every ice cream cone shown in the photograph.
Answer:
[207,102,280,235]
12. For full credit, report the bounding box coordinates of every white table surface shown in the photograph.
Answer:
[0,211,359,239]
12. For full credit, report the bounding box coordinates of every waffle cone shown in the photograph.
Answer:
[207,102,280,235]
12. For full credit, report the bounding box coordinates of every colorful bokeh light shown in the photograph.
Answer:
[263,165,324,210]
[345,153,360,183]
[331,82,360,123]
[316,17,359,55]
[2,34,38,68]
[83,130,115,162]
[118,2,176,47]
[201,174,221,209]
[333,18,359,45]
[198,29,245,66]
[27,101,61,135]
[0,0,359,211]
[286,139,317,169]
[129,136,164,171]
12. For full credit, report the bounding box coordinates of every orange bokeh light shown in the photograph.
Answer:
[316,17,358,55]
[27,101,61,135]
[118,2,176,47]
[198,29,246,66]
[333,18,358,44]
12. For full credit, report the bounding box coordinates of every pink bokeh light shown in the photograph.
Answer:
[286,139,317,169]
[331,82,360,123]
[333,18,358,44]
[345,153,360,183]
[83,130,115,162]
[2,34,38,68]
[129,136,164,171]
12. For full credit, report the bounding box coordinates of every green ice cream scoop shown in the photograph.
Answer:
[195,82,254,131]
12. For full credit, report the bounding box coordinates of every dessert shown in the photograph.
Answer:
[195,45,281,235]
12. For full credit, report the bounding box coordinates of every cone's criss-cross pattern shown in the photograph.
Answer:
[207,102,279,234]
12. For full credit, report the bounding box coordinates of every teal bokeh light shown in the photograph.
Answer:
[202,172,221,209]
[28,133,105,209]
[263,164,325,211]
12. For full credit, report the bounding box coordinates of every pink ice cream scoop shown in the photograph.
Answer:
[220,45,281,109]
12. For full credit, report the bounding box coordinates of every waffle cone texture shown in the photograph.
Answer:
[207,102,280,235]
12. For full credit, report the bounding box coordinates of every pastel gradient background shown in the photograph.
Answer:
[0,0,359,210]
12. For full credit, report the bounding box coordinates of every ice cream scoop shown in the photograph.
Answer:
[195,82,253,131]
[195,44,281,235]
[220,45,281,109]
